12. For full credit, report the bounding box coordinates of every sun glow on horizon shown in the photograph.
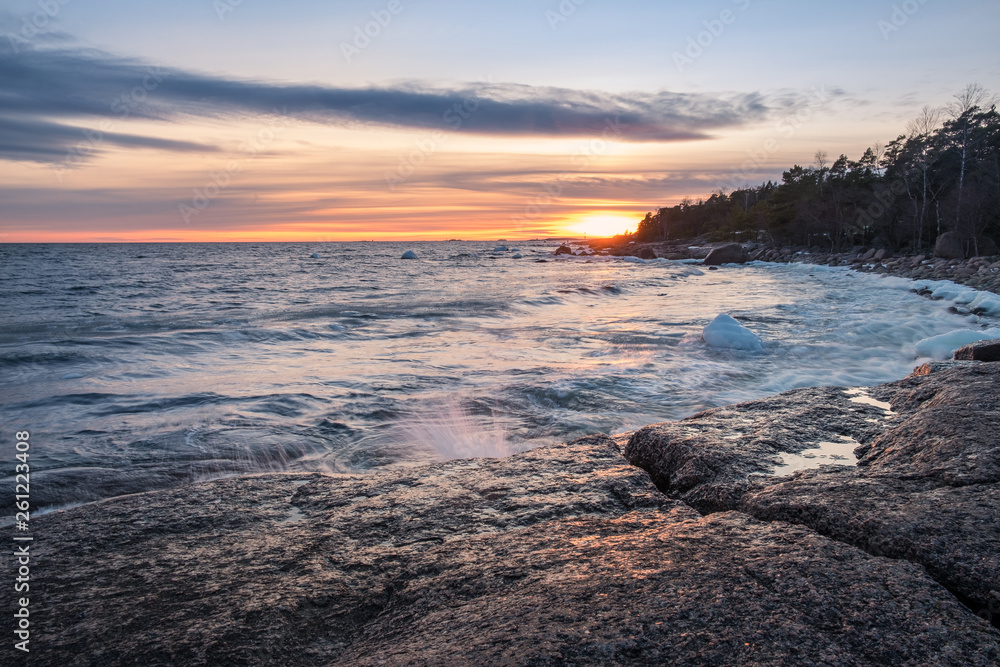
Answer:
[564,214,637,238]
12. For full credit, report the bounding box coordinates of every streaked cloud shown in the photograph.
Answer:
[1,44,804,163]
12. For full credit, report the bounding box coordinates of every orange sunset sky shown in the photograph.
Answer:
[2,0,998,242]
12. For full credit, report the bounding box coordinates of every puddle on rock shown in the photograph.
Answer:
[772,435,860,476]
[845,388,895,414]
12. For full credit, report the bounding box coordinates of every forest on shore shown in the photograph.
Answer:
[631,85,1000,256]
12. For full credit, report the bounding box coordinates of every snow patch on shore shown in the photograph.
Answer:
[914,281,1000,317]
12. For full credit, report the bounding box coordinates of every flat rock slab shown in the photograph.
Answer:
[626,364,1000,629]
[10,426,1000,665]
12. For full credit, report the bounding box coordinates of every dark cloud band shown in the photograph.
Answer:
[0,44,794,163]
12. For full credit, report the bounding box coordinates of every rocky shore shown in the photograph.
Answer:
[585,238,1000,296]
[11,357,1000,665]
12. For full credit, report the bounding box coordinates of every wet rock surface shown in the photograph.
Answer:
[626,364,1000,634]
[955,339,1000,362]
[12,369,1000,665]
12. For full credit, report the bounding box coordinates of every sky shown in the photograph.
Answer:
[1,0,999,242]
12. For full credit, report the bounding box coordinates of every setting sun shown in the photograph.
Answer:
[565,214,637,238]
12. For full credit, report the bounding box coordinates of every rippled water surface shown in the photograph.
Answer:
[1,241,996,511]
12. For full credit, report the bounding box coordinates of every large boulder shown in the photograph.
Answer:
[934,231,966,260]
[625,364,1000,626]
[638,246,657,259]
[703,243,749,265]
[554,245,573,256]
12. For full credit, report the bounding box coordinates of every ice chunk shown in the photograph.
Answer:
[401,250,418,259]
[310,252,321,259]
[915,329,1000,360]
[511,253,523,259]
[703,314,764,351]
[967,291,1000,317]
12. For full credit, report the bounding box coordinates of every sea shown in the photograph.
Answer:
[2,241,998,515]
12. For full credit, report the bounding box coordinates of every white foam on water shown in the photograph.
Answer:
[400,402,514,461]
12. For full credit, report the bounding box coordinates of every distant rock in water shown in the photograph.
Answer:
[493,245,509,252]
[401,250,418,260]
[310,252,321,259]
[703,314,764,351]
[704,243,749,266]
[554,245,573,256]
[511,253,523,259]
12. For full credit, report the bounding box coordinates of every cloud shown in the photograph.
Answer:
[1,43,801,163]
[0,116,220,162]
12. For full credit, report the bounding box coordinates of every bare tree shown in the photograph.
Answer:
[814,150,828,195]
[947,84,997,234]
[905,106,944,247]
[906,105,942,138]
[873,141,886,177]
[813,150,829,171]
[946,83,994,118]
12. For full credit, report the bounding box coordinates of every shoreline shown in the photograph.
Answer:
[583,237,1000,297]
[10,249,1000,664]
[22,360,1000,664]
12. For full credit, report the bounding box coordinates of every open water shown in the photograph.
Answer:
[2,241,997,513]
